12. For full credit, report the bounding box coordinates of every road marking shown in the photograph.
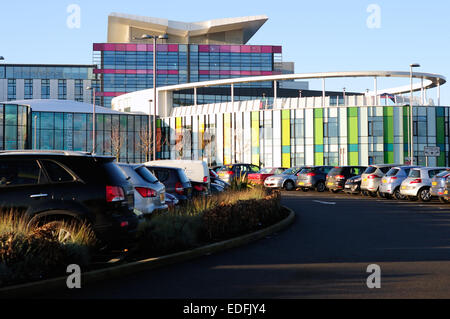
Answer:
[313,200,336,205]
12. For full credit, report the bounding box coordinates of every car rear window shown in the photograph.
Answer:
[409,169,421,178]
[259,168,273,174]
[283,167,298,175]
[299,168,313,174]
[380,167,391,174]
[177,169,191,183]
[429,170,443,178]
[136,166,158,183]
[149,168,169,183]
[218,165,233,172]
[364,167,377,174]
[385,168,400,177]
[41,160,75,183]
[436,170,450,178]
[329,167,345,175]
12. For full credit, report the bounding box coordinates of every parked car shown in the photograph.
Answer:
[326,166,367,193]
[344,175,363,195]
[378,166,420,199]
[146,160,210,197]
[210,182,226,195]
[264,166,305,191]
[144,166,193,205]
[164,193,179,209]
[210,169,230,190]
[400,167,448,202]
[296,166,334,192]
[360,164,401,197]
[217,163,260,184]
[248,167,287,185]
[0,151,139,249]
[430,169,450,203]
[117,163,168,216]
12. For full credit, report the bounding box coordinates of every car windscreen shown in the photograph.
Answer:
[363,167,377,174]
[408,169,421,178]
[385,168,400,177]
[328,167,345,175]
[136,166,159,183]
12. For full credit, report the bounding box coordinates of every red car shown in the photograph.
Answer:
[248,167,288,185]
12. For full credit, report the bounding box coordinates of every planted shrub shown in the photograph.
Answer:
[0,213,96,287]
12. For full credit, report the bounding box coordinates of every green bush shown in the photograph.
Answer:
[0,213,96,287]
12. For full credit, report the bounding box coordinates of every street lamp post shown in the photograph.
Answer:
[86,86,96,154]
[343,87,346,106]
[134,34,168,161]
[409,63,420,166]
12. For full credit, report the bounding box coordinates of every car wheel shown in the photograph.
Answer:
[284,180,295,191]
[316,181,326,192]
[369,191,378,198]
[393,188,405,200]
[439,197,448,204]
[418,188,431,202]
[361,190,368,196]
[43,221,76,243]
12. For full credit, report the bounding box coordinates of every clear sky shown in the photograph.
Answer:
[1,0,449,104]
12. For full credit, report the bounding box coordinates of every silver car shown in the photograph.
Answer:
[400,167,448,202]
[379,166,420,200]
[264,166,304,191]
[360,164,401,197]
[118,163,168,215]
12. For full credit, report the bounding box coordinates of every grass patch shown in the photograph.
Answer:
[0,212,96,288]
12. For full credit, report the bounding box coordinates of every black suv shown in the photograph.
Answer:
[145,166,193,204]
[0,151,139,248]
[217,164,260,184]
[326,166,367,193]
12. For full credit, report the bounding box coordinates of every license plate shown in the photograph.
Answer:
[432,182,437,186]
[445,190,448,195]
[298,182,305,186]
[382,180,387,184]
[363,178,367,182]
[402,186,406,190]
[160,193,165,203]
[328,183,333,186]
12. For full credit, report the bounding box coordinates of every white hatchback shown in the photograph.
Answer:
[400,167,448,202]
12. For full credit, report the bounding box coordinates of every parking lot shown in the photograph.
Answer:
[45,186,450,299]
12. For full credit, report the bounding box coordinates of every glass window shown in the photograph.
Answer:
[0,159,43,186]
[41,160,75,183]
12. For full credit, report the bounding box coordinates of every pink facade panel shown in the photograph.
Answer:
[157,44,168,52]
[230,45,241,53]
[168,44,179,52]
[210,45,220,52]
[116,44,126,51]
[168,70,179,75]
[230,70,241,75]
[261,46,272,53]
[147,44,154,51]
[93,43,104,51]
[240,45,252,53]
[199,70,210,75]
[137,44,147,51]
[250,46,261,53]
[220,45,231,53]
[126,44,137,51]
[272,46,282,53]
[104,44,115,51]
[199,45,209,52]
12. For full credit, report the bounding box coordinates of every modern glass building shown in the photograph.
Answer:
[0,64,99,105]
[2,100,150,163]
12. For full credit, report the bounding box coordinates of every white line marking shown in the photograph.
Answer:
[313,200,336,205]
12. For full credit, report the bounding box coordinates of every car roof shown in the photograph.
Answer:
[144,165,183,171]
[0,150,115,160]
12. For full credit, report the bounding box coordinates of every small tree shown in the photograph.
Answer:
[111,126,123,161]
[138,127,152,162]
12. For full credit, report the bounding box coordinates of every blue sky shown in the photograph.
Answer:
[1,0,449,103]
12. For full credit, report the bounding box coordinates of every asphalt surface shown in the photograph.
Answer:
[45,191,450,299]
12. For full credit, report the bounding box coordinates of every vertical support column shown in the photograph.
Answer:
[374,77,378,106]
[274,80,278,108]
[421,78,424,105]
[194,87,197,106]
[231,84,234,103]
[322,78,326,108]
[438,82,441,105]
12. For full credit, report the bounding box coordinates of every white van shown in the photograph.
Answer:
[145,160,210,185]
